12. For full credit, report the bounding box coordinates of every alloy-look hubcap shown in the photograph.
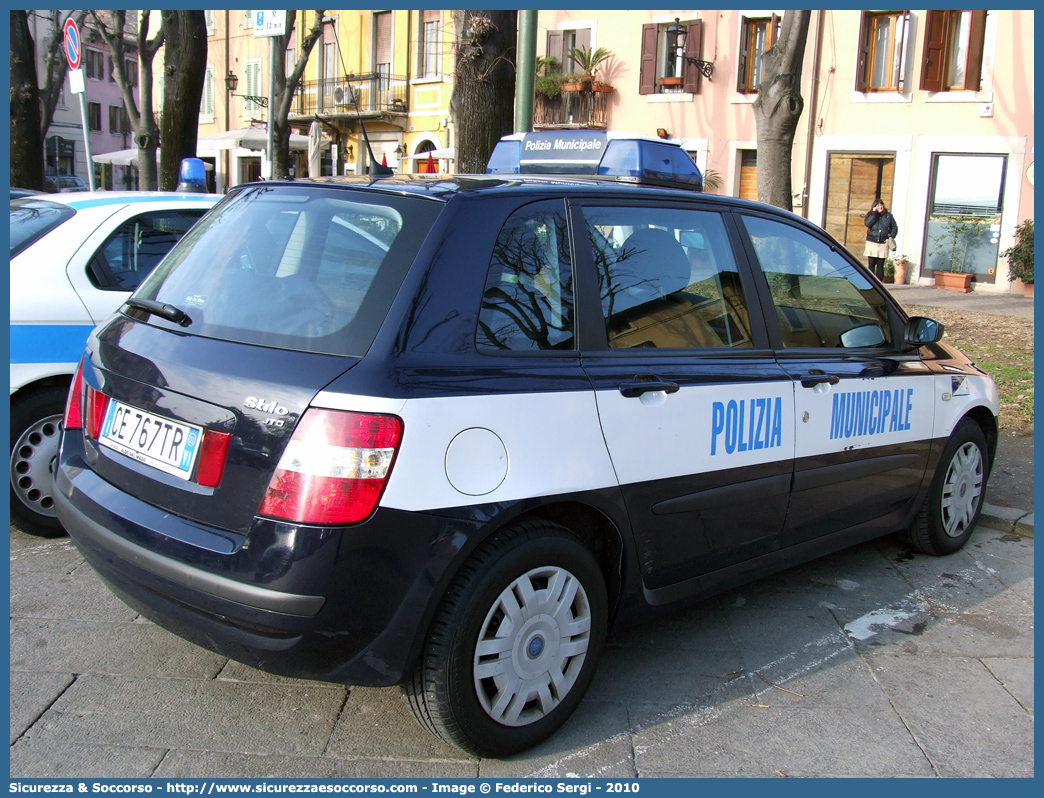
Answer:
[473,565,592,727]
[940,442,984,538]
[10,413,64,519]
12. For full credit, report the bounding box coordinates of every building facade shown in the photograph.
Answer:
[536,9,1034,292]
[31,11,140,190]
[196,10,456,191]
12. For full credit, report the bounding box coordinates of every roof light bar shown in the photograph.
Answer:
[487,130,703,190]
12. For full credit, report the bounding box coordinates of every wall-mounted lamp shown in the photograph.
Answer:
[346,145,354,160]
[665,18,714,81]
[225,69,268,108]
[394,143,407,157]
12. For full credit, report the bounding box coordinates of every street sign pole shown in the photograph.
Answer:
[254,11,286,179]
[76,90,97,191]
[63,17,95,191]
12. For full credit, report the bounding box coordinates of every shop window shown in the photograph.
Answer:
[920,10,987,92]
[923,154,1005,282]
[856,11,910,92]
[638,19,705,95]
[737,15,779,94]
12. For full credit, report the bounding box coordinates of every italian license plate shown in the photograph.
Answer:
[98,400,203,481]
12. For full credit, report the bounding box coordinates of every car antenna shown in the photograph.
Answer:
[345,79,393,178]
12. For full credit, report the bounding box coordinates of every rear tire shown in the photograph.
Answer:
[403,519,607,757]
[10,388,69,538]
[906,418,988,556]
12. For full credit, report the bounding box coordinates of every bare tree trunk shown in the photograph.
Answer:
[451,10,517,174]
[753,10,810,212]
[91,10,163,190]
[11,11,44,190]
[159,10,207,190]
[271,10,325,179]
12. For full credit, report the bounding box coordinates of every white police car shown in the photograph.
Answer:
[10,183,220,536]
[54,132,998,756]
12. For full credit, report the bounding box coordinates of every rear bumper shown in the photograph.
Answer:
[55,443,482,686]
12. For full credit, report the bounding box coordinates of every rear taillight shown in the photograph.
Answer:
[196,430,232,488]
[257,409,403,526]
[85,385,108,440]
[64,362,85,430]
[64,362,109,438]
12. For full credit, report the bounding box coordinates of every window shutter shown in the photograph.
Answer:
[375,12,391,66]
[895,12,910,94]
[202,70,213,116]
[683,20,702,94]
[920,10,946,91]
[639,23,657,95]
[574,28,591,60]
[737,19,750,93]
[769,14,780,48]
[963,10,987,91]
[855,11,871,92]
[546,31,563,64]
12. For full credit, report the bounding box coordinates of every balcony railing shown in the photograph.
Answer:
[533,85,612,130]
[290,74,408,117]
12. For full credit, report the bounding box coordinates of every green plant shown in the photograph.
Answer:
[701,169,722,191]
[534,71,567,99]
[1002,218,1033,284]
[567,45,612,79]
[884,258,895,280]
[931,217,989,273]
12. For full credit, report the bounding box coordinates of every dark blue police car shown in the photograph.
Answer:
[55,131,999,757]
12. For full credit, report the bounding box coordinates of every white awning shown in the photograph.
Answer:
[407,147,455,160]
[92,148,213,170]
[92,148,151,167]
[197,127,319,152]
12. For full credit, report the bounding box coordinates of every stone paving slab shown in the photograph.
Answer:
[9,522,1033,778]
[867,654,1035,778]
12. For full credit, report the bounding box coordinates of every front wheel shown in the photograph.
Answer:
[10,387,70,538]
[403,520,608,757]
[906,418,989,556]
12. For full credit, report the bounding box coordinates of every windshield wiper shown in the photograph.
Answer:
[124,298,192,327]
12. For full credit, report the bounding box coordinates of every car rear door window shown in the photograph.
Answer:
[476,200,574,352]
[581,206,754,349]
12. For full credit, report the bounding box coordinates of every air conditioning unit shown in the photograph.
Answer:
[332,85,352,106]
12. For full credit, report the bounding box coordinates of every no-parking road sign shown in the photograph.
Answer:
[63,17,81,70]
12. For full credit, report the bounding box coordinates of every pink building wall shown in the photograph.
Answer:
[537,9,1034,291]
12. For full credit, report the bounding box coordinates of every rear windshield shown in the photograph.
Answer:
[10,199,76,257]
[135,184,444,356]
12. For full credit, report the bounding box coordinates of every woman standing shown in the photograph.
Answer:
[864,198,899,281]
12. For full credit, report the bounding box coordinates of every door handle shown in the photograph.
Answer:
[800,370,841,389]
[619,375,681,398]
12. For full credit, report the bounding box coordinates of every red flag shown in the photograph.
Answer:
[381,154,387,166]
[427,153,436,173]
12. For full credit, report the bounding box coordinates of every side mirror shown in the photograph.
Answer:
[839,324,886,348]
[905,316,945,347]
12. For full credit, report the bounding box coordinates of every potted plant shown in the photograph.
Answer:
[891,253,910,285]
[883,258,895,283]
[534,56,566,100]
[563,45,614,92]
[930,217,988,292]
[1001,218,1034,298]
